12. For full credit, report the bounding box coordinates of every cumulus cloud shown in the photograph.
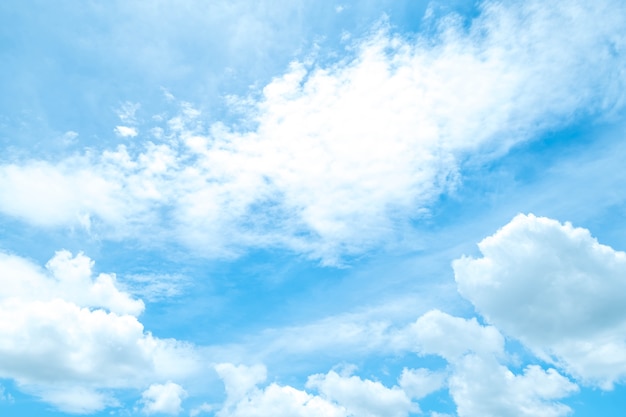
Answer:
[140,382,188,415]
[449,355,578,417]
[215,363,268,407]
[408,310,577,417]
[214,364,346,417]
[206,307,578,417]
[0,0,625,263]
[306,370,417,417]
[454,214,626,388]
[0,251,202,413]
[0,250,143,315]
[397,368,446,400]
[212,323,576,417]
[213,363,442,417]
[409,310,504,361]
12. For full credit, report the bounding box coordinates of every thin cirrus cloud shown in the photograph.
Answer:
[0,0,625,263]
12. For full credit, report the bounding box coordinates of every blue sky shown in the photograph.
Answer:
[1,0,626,416]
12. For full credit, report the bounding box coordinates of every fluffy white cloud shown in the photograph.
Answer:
[409,310,504,361]
[398,368,446,400]
[115,126,139,138]
[215,363,268,407]
[306,370,417,417]
[140,382,188,415]
[449,355,578,417]
[1,0,625,263]
[0,251,201,413]
[454,214,626,388]
[204,305,579,417]
[213,363,434,417]
[218,383,347,417]
[404,309,577,417]
[214,364,346,417]
[0,250,144,316]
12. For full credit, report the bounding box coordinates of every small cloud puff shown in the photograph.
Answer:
[115,125,139,137]
[140,382,188,415]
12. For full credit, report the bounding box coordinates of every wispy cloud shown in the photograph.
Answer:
[1,1,625,264]
[120,273,191,303]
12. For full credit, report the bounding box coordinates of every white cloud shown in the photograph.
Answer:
[215,363,268,406]
[140,382,188,415]
[214,364,347,417]
[212,339,576,417]
[213,363,432,417]
[449,355,578,417]
[217,383,347,417]
[0,159,131,228]
[0,1,625,263]
[33,385,118,414]
[0,250,144,316]
[398,368,446,400]
[306,370,417,417]
[206,306,579,417]
[115,125,139,137]
[207,308,576,417]
[453,214,626,388]
[409,310,504,361]
[0,251,202,413]
[403,309,577,417]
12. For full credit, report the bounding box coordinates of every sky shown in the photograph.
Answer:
[1,0,626,416]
